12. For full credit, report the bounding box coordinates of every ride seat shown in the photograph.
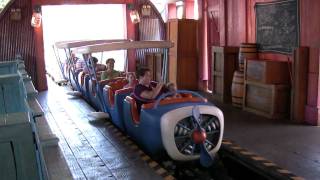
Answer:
[104,78,129,107]
[125,96,140,124]
[100,77,125,87]
[88,71,107,96]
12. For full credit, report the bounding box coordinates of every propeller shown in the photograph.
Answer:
[192,106,214,167]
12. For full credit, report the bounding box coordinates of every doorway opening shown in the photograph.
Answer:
[42,4,127,82]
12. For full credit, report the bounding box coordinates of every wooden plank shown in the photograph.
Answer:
[243,81,290,119]
[36,92,47,109]
[43,85,120,177]
[43,112,85,180]
[42,146,73,180]
[38,80,162,179]
[35,116,59,147]
[28,97,44,117]
[47,104,114,179]
[39,88,105,179]
[212,46,238,102]
[245,59,290,84]
[0,142,16,180]
[57,100,131,170]
[67,93,162,177]
[24,80,38,98]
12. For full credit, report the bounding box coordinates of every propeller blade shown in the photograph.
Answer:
[192,106,200,121]
[192,106,201,128]
[192,106,214,167]
[199,143,214,167]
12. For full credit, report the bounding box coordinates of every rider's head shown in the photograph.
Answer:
[136,67,151,85]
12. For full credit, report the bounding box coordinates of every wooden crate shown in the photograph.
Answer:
[212,46,239,102]
[244,59,290,84]
[243,81,290,119]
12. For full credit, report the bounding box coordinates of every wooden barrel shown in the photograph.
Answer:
[239,43,257,72]
[231,71,244,107]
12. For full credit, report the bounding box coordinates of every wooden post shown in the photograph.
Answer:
[291,47,309,123]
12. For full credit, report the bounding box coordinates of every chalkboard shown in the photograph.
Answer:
[255,0,299,54]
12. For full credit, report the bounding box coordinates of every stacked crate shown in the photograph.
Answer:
[243,59,291,119]
[211,46,238,103]
[231,43,258,107]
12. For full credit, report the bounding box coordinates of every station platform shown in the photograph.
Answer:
[38,79,316,180]
[206,94,319,180]
[37,80,170,180]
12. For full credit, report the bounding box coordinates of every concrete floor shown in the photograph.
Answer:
[211,99,320,180]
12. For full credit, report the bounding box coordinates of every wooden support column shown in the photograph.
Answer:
[305,49,320,126]
[291,47,309,123]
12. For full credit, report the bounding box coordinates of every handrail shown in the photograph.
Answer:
[73,40,174,54]
[55,39,130,49]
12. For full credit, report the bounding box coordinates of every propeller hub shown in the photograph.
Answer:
[192,129,206,144]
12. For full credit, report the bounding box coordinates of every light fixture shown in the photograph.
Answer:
[128,3,140,24]
[141,4,151,17]
[10,8,21,21]
[130,10,140,24]
[31,5,41,28]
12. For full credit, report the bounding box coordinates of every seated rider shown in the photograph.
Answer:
[100,58,121,80]
[133,67,167,112]
[83,56,106,75]
[75,57,86,70]
[124,72,137,88]
[66,51,79,69]
[83,57,106,74]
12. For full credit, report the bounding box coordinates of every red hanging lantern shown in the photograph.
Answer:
[31,5,42,28]
[128,3,140,24]
[130,10,140,24]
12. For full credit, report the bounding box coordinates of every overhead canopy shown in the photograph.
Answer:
[73,40,174,54]
[55,39,130,49]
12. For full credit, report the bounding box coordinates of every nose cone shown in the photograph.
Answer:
[192,129,207,144]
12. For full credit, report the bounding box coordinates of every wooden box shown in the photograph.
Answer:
[243,81,290,119]
[245,60,290,84]
[0,61,18,75]
[212,46,239,102]
[0,112,41,179]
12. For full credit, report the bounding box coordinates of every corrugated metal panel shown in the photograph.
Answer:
[0,0,38,88]
[136,0,166,66]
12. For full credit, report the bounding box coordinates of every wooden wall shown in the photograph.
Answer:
[201,0,320,125]
[300,0,320,125]
[0,0,38,88]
